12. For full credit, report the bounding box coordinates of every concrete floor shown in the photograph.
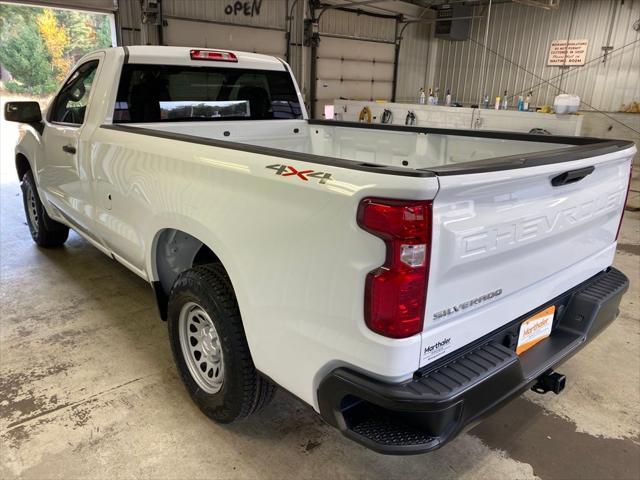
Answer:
[0,131,639,478]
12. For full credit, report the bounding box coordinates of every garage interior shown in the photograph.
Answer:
[0,0,639,479]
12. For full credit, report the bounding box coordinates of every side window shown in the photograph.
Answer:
[49,60,99,125]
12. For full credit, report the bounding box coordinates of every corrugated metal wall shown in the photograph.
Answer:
[396,21,432,103]
[116,0,308,93]
[117,0,287,45]
[117,0,142,46]
[434,0,640,112]
[114,1,436,110]
[162,0,286,29]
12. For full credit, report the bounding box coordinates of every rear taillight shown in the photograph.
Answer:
[357,198,432,339]
[190,49,238,62]
[615,166,633,241]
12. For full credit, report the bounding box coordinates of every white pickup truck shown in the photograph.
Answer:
[5,46,634,455]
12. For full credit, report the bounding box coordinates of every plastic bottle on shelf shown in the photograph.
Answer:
[483,94,490,109]
[501,90,508,110]
[494,94,501,110]
[445,89,452,106]
[428,88,434,105]
[524,91,532,111]
[517,95,524,111]
[434,87,440,105]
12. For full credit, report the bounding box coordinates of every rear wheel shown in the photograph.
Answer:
[21,170,69,247]
[168,263,275,423]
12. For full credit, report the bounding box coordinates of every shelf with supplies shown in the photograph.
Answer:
[330,99,583,136]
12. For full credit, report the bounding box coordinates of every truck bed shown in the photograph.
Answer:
[99,117,634,373]
[104,118,628,175]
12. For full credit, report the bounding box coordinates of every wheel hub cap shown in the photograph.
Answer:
[178,302,224,394]
[26,186,39,234]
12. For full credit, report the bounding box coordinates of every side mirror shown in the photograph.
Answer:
[4,102,42,123]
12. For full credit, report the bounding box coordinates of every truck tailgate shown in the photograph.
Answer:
[420,147,633,367]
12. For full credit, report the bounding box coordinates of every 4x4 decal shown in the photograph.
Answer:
[266,164,333,184]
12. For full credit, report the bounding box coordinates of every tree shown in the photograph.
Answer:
[37,9,71,82]
[55,10,94,56]
[0,15,56,94]
[94,16,113,49]
[0,4,114,94]
[54,10,112,61]
[0,3,33,31]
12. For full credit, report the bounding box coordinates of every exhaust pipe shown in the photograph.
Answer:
[531,369,566,395]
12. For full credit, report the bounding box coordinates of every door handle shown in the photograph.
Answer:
[62,144,76,154]
[551,166,594,187]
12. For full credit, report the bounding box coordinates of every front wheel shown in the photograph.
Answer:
[21,170,69,247]
[167,263,275,423]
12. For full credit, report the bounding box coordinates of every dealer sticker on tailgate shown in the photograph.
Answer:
[516,306,555,355]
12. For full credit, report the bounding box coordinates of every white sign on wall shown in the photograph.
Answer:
[548,39,588,66]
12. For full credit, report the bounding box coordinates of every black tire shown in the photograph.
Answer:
[21,170,69,247]
[168,263,275,423]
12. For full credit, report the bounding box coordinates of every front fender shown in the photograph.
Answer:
[15,127,44,183]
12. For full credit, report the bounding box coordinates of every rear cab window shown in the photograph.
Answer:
[113,64,302,123]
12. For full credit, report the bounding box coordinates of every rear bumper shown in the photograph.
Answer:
[317,267,629,455]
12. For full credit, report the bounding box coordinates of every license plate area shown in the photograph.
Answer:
[516,306,555,355]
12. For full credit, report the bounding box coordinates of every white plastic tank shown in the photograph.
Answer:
[554,94,580,114]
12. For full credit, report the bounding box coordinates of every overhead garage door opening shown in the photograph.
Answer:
[0,1,116,183]
[314,36,395,119]
[0,2,115,96]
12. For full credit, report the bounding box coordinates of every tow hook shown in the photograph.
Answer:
[531,369,566,395]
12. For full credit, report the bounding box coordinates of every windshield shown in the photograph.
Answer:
[113,64,302,123]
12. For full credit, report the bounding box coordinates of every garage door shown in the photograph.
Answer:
[163,18,285,58]
[315,36,395,118]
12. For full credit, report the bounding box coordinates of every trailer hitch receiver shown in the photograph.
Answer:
[532,369,566,395]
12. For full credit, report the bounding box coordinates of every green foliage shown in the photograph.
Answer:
[0,3,33,30]
[95,16,113,49]
[0,4,114,94]
[55,10,94,55]
[0,14,57,94]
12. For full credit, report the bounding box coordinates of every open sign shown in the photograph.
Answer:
[225,0,263,17]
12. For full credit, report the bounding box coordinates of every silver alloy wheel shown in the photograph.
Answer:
[178,301,225,393]
[26,185,39,234]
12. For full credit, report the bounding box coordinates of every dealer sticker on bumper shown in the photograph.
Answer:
[516,306,555,355]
